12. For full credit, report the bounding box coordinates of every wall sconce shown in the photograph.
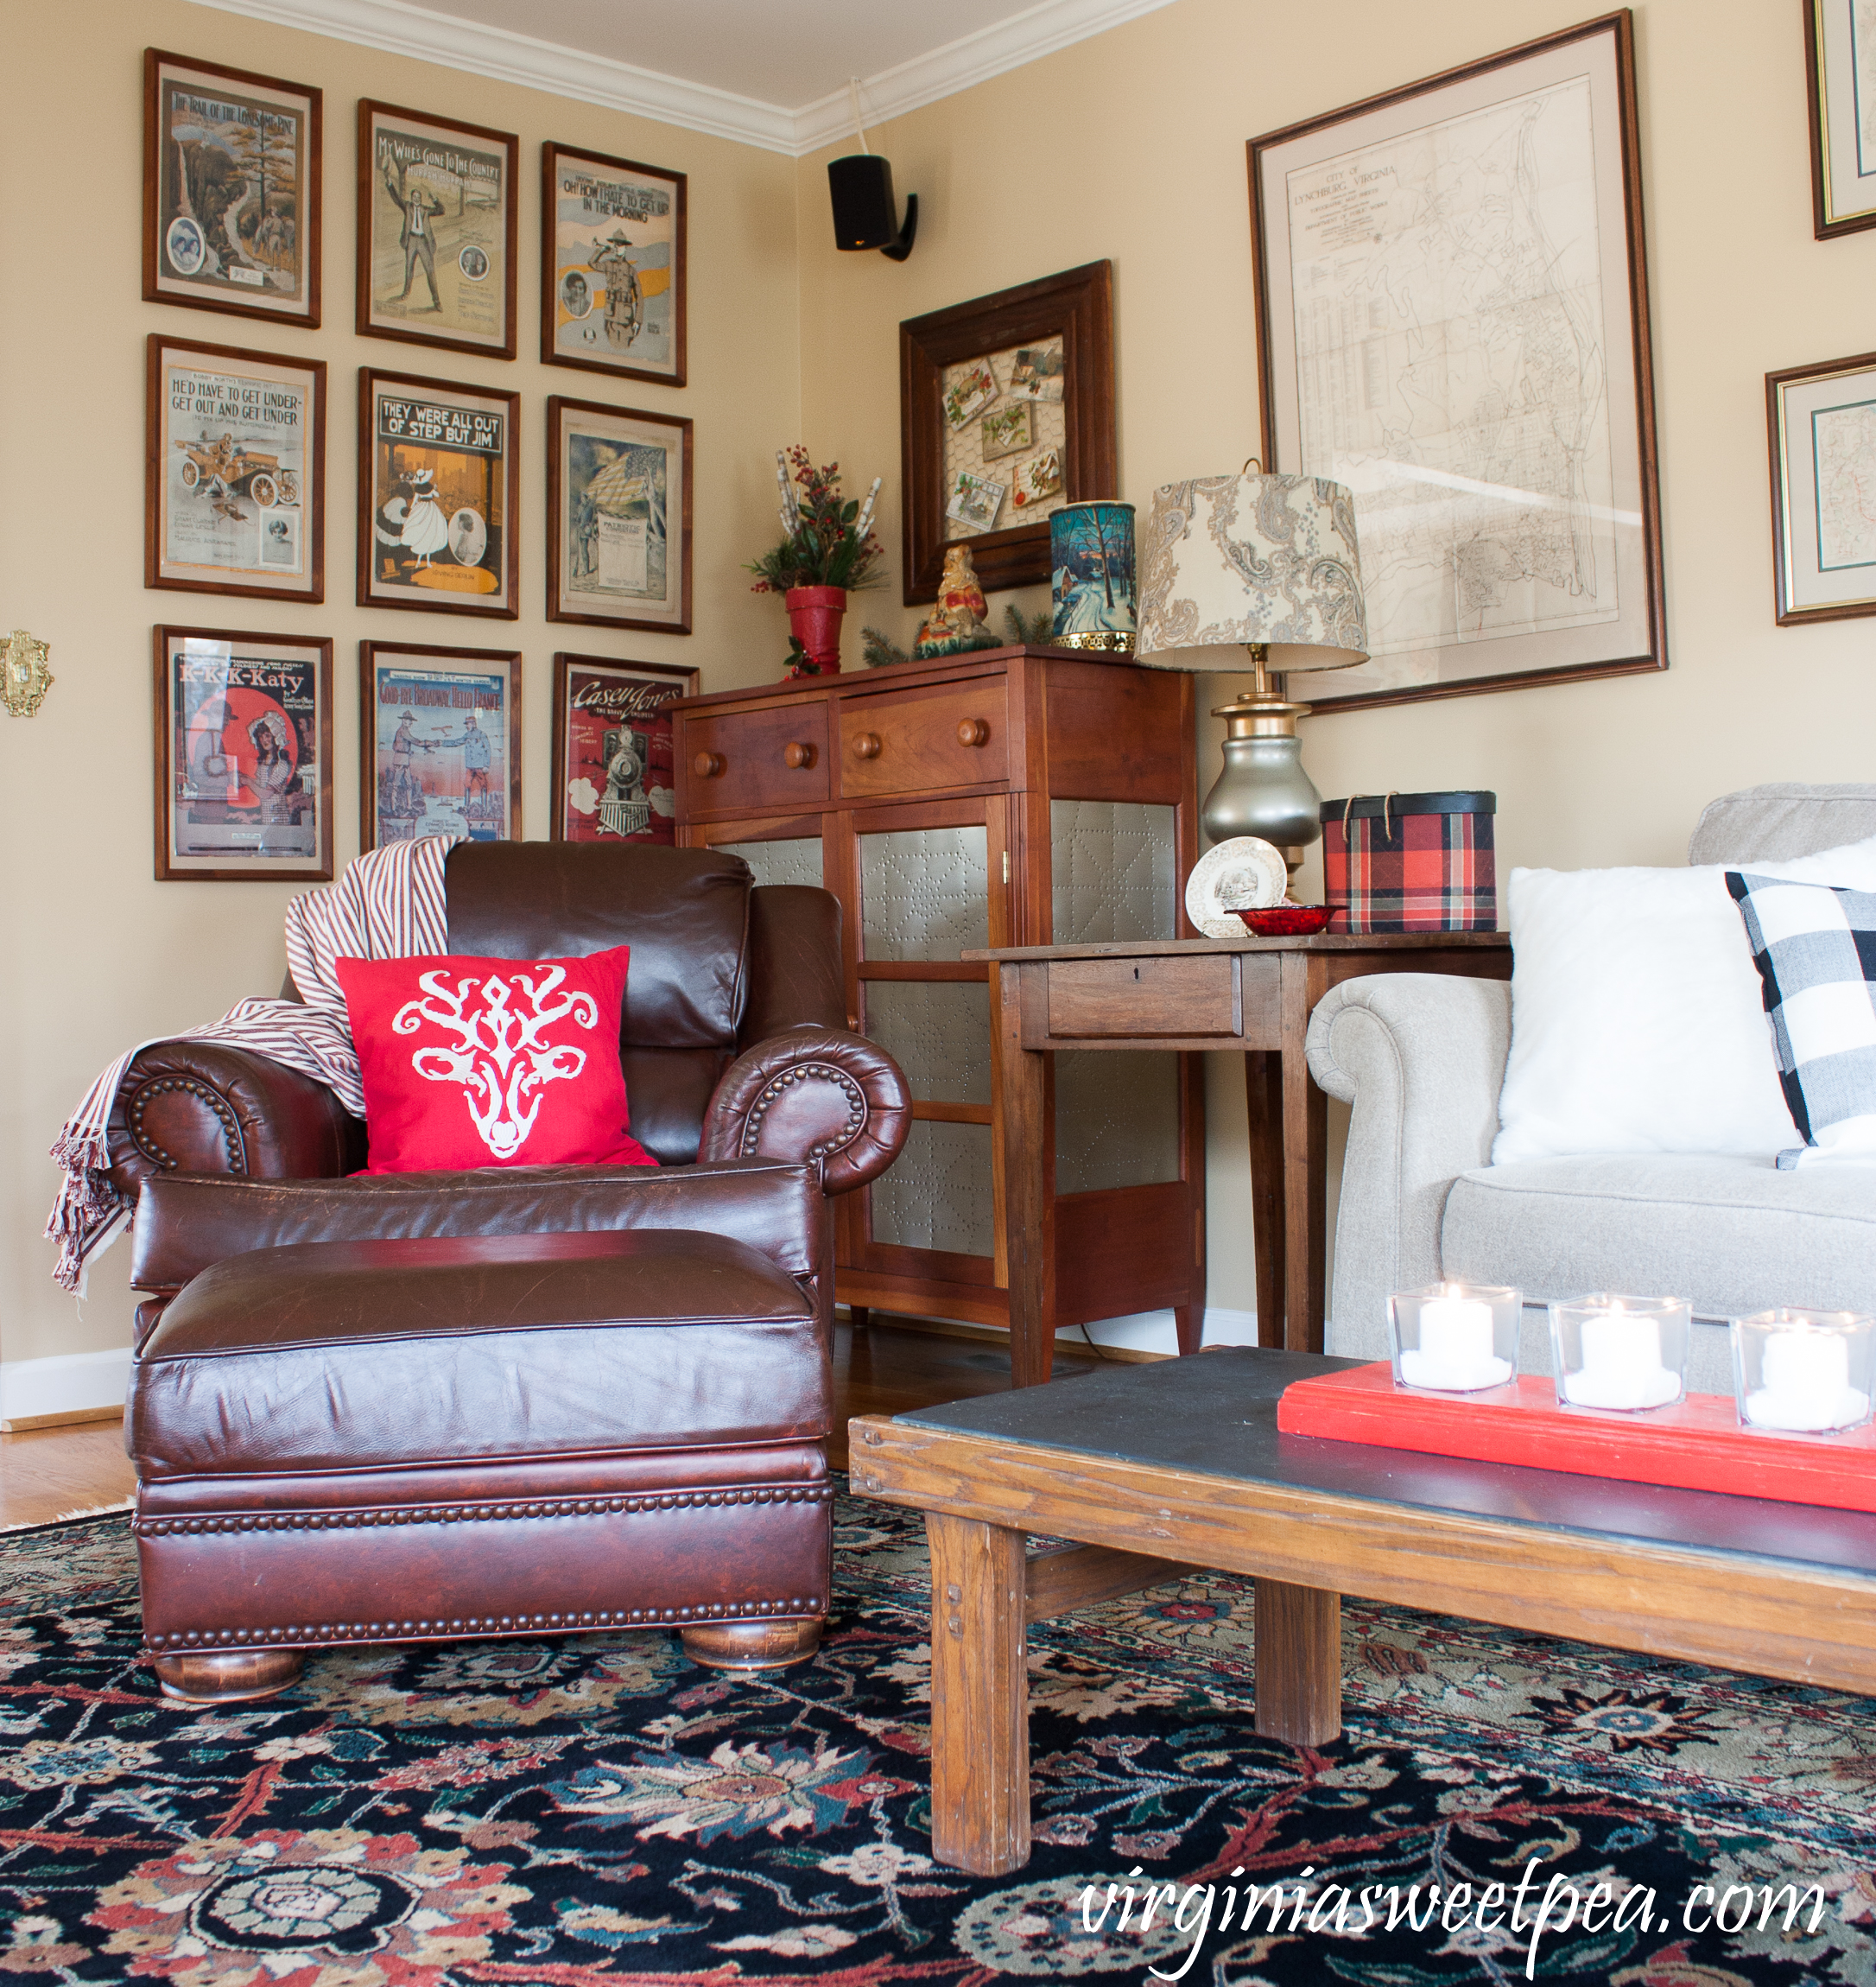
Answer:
[3,630,52,718]
[827,81,916,262]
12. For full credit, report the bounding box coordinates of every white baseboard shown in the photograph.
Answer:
[0,1347,134,1429]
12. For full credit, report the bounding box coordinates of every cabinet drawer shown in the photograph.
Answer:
[1046,955,1239,1038]
[840,678,1008,797]
[683,704,828,813]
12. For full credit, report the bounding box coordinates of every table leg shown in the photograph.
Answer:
[1279,955,1328,1355]
[927,1513,1030,1875]
[1253,1578,1340,1747]
[996,964,1055,1387]
[1245,1051,1285,1350]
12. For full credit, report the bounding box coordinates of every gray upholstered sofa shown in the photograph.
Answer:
[1306,784,1876,1391]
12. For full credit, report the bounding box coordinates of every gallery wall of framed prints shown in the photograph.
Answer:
[137,43,701,873]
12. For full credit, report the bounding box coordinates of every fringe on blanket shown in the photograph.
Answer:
[46,836,459,1292]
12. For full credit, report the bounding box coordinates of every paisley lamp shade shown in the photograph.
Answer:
[1130,470,1369,858]
[1132,471,1367,671]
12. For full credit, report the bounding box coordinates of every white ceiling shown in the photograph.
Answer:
[195,0,1181,153]
[398,0,1056,113]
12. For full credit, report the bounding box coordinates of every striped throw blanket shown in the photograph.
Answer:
[48,836,459,1292]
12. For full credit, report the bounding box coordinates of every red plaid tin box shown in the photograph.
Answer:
[1319,791,1497,934]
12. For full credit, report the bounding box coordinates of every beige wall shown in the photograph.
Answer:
[1,0,801,1369]
[10,0,1873,1368]
[796,0,1876,1320]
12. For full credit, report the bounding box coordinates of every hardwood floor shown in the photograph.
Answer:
[0,1316,1109,1531]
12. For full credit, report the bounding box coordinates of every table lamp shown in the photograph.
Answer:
[1133,467,1366,861]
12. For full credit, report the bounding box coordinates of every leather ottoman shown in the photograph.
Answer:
[128,1228,833,1705]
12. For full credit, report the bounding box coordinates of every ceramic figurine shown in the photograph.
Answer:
[913,544,1001,658]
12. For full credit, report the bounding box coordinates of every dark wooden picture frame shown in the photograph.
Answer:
[358,368,521,619]
[545,396,694,633]
[358,641,523,852]
[356,100,520,359]
[147,333,326,602]
[549,653,700,844]
[143,48,321,328]
[154,625,333,882]
[1766,348,1876,625]
[541,142,688,386]
[1249,12,1666,714]
[898,262,1116,604]
[1805,0,1876,240]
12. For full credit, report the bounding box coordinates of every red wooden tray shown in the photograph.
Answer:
[1277,1362,1876,1514]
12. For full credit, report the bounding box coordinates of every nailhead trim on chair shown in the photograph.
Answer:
[739,1063,866,1161]
[144,1594,827,1653]
[135,1482,833,1537]
[128,1077,248,1174]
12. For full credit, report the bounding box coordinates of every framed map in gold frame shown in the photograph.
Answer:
[1250,14,1665,714]
[898,262,1115,604]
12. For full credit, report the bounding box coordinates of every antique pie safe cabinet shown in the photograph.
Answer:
[671,644,1205,1349]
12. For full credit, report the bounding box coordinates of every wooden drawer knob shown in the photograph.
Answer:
[692,751,726,778]
[956,717,990,747]
[854,732,883,759]
[783,740,817,770]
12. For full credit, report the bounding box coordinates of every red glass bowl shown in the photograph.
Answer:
[1236,905,1334,936]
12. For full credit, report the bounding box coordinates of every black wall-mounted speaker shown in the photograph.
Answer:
[828,153,916,261]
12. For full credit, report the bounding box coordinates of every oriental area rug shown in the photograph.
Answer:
[2,1490,1873,1985]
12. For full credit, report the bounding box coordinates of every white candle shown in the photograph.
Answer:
[1400,1292,1512,1392]
[1747,1327,1869,1432]
[1561,1307,1680,1411]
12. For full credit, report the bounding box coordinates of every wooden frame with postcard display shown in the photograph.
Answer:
[1804,0,1876,240]
[898,262,1116,604]
[143,49,321,328]
[541,142,688,386]
[549,654,699,844]
[154,625,333,882]
[1767,348,1876,626]
[356,100,520,359]
[1248,11,1665,714]
[546,397,694,633]
[147,333,326,602]
[358,642,523,852]
[358,368,521,619]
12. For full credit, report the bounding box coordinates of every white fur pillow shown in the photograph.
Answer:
[1492,837,1876,1164]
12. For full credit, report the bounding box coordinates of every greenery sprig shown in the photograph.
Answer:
[747,447,886,594]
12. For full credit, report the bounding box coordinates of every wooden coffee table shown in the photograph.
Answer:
[849,1348,1876,1876]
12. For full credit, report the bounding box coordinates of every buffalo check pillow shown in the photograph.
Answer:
[1727,873,1876,1167]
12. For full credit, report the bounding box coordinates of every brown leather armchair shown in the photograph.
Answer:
[115,844,911,1700]
[117,842,909,1300]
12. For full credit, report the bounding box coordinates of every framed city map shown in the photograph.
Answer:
[1249,14,1665,713]
[1767,349,1876,625]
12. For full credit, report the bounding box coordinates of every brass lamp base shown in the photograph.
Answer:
[1200,644,1321,860]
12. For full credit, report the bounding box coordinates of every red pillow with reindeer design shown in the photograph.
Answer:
[334,949,656,1174]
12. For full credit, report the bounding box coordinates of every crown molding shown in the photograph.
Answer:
[791,0,1181,154]
[183,0,1182,156]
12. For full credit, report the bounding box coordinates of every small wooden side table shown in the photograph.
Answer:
[966,932,1512,1382]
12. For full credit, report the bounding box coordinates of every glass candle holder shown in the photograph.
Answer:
[1549,1294,1690,1412]
[1389,1282,1521,1393]
[1733,1309,1876,1434]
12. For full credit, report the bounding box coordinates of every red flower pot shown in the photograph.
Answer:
[784,586,847,676]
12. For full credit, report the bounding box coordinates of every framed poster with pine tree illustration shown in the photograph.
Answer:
[144,49,321,327]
